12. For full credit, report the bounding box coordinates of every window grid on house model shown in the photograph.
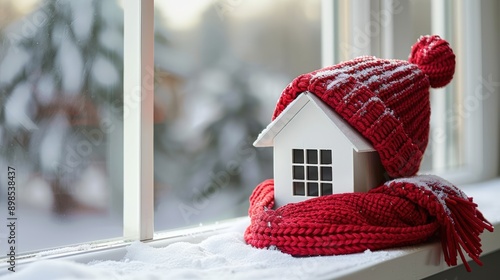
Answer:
[292,149,333,197]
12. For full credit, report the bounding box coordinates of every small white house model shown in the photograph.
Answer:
[254,92,386,208]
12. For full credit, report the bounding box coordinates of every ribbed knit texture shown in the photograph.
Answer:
[272,35,456,178]
[244,176,493,272]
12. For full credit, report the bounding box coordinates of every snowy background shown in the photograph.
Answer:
[0,0,321,253]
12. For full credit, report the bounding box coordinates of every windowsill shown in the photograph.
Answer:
[1,178,499,279]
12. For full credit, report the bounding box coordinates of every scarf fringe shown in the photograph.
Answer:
[442,195,494,271]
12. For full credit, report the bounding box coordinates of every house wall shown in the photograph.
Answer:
[353,150,387,193]
[273,101,355,208]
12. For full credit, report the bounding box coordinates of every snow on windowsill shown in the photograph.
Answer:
[2,179,500,280]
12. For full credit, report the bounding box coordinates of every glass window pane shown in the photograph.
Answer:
[0,0,124,253]
[320,149,332,164]
[307,166,318,180]
[306,149,318,164]
[153,0,321,230]
[293,166,305,180]
[307,182,318,196]
[320,166,332,181]
[293,182,305,196]
[321,183,332,196]
[293,149,304,163]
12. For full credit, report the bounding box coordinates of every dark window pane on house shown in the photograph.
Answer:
[320,149,332,164]
[307,182,319,196]
[293,165,305,179]
[293,149,304,163]
[293,182,305,196]
[307,149,318,164]
[320,166,332,181]
[321,183,333,195]
[307,166,318,180]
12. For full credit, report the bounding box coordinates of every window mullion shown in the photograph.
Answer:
[430,0,449,170]
[380,0,394,58]
[322,0,373,65]
[321,0,335,66]
[458,0,484,180]
[123,0,155,241]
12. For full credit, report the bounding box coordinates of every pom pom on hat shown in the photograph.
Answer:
[408,35,456,88]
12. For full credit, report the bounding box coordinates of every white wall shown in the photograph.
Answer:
[273,101,354,208]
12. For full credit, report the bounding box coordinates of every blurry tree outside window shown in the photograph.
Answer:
[153,0,321,230]
[0,0,321,253]
[0,0,127,252]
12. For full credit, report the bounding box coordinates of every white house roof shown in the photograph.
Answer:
[253,92,376,152]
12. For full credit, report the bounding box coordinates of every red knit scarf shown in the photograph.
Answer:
[244,175,493,272]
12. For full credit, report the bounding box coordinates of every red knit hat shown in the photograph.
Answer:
[272,35,455,178]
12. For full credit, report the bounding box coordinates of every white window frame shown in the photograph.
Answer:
[430,0,499,185]
[123,0,155,241]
